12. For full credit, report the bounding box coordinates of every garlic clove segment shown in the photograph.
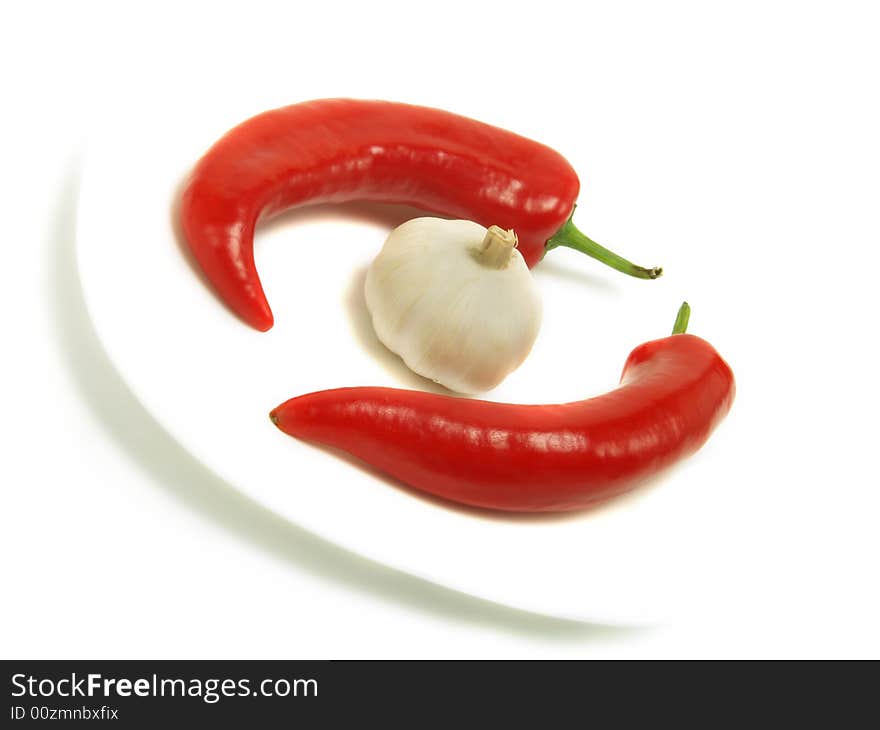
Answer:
[365,217,542,394]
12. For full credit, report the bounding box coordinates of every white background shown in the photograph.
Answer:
[2,0,878,658]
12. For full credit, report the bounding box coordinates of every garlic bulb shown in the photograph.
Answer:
[365,217,542,394]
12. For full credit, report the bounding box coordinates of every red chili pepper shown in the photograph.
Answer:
[270,303,734,512]
[181,98,661,331]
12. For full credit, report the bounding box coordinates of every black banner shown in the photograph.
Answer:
[3,660,875,724]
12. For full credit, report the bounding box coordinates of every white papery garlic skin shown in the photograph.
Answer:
[365,217,542,394]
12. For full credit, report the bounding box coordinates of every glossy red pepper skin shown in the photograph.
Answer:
[270,333,735,512]
[181,98,580,331]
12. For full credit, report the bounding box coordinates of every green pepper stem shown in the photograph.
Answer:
[545,207,663,280]
[672,301,691,335]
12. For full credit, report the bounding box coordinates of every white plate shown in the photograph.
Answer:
[77,98,730,625]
